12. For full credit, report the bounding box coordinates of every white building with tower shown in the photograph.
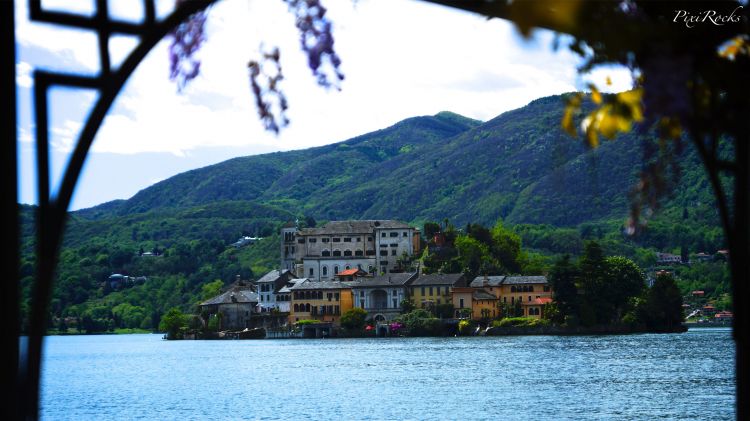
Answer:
[280,220,420,280]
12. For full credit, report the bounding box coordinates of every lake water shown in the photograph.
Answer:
[41,328,735,420]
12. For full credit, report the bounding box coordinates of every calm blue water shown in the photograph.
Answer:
[41,328,735,420]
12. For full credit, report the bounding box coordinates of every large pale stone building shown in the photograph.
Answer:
[281,220,420,279]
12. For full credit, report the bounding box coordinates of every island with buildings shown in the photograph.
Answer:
[188,218,686,340]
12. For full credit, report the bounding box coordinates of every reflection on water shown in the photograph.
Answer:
[41,328,734,420]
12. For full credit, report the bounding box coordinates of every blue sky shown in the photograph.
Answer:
[15,0,632,210]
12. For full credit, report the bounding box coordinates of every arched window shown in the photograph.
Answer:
[345,265,351,270]
[333,250,341,257]
[355,250,363,256]
[344,250,352,256]
[322,250,330,257]
[293,304,299,312]
[322,266,328,276]
[305,303,311,312]
[334,265,339,274]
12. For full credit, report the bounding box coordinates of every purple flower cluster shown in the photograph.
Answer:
[284,0,344,89]
[248,47,289,134]
[168,2,207,91]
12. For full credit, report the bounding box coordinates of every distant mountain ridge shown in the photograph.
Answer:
[74,94,717,231]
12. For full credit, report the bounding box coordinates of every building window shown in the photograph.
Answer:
[510,286,516,292]
[390,243,398,247]
[429,287,433,295]
[421,287,425,295]
[344,237,352,242]
[327,293,333,301]
[390,232,398,237]
[368,265,373,272]
[511,296,514,304]
[380,250,388,256]
[460,298,464,308]
[335,293,340,301]
[322,238,329,243]
[334,266,339,274]
[305,303,311,312]
[345,265,351,270]
[322,250,330,257]
[391,249,397,256]
[356,237,361,242]
[308,238,317,243]
[368,236,373,241]
[294,304,299,312]
[297,238,305,244]
[309,268,314,277]
[333,250,341,257]
[335,305,340,314]
[322,266,328,276]
[355,250,363,256]
[333,237,341,242]
[403,231,408,237]
[503,297,507,303]
[366,250,375,256]
[381,232,386,237]
[529,286,534,292]
[392,298,398,308]
[344,250,352,256]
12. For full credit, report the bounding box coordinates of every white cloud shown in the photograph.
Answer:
[18,0,631,158]
[50,119,83,152]
[580,65,634,93]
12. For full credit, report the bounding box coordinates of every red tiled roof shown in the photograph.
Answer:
[522,297,553,306]
[337,268,361,276]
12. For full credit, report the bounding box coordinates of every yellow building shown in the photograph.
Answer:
[452,287,498,320]
[471,275,552,319]
[410,273,466,309]
[289,280,354,325]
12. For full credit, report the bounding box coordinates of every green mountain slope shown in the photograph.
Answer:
[79,95,717,231]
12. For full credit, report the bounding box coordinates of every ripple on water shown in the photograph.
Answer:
[41,329,735,420]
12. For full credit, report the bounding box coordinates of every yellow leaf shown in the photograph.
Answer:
[585,126,599,148]
[588,83,602,104]
[562,108,576,137]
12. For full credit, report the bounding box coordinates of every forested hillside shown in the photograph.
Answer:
[18,94,729,333]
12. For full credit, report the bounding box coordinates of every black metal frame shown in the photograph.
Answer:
[1,0,745,419]
[2,1,217,418]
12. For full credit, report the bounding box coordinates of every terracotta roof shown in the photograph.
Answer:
[534,297,553,305]
[200,287,258,306]
[337,268,364,276]
[412,273,466,286]
[354,272,418,287]
[297,220,412,235]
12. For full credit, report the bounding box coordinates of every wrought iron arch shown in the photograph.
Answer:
[3,1,217,418]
